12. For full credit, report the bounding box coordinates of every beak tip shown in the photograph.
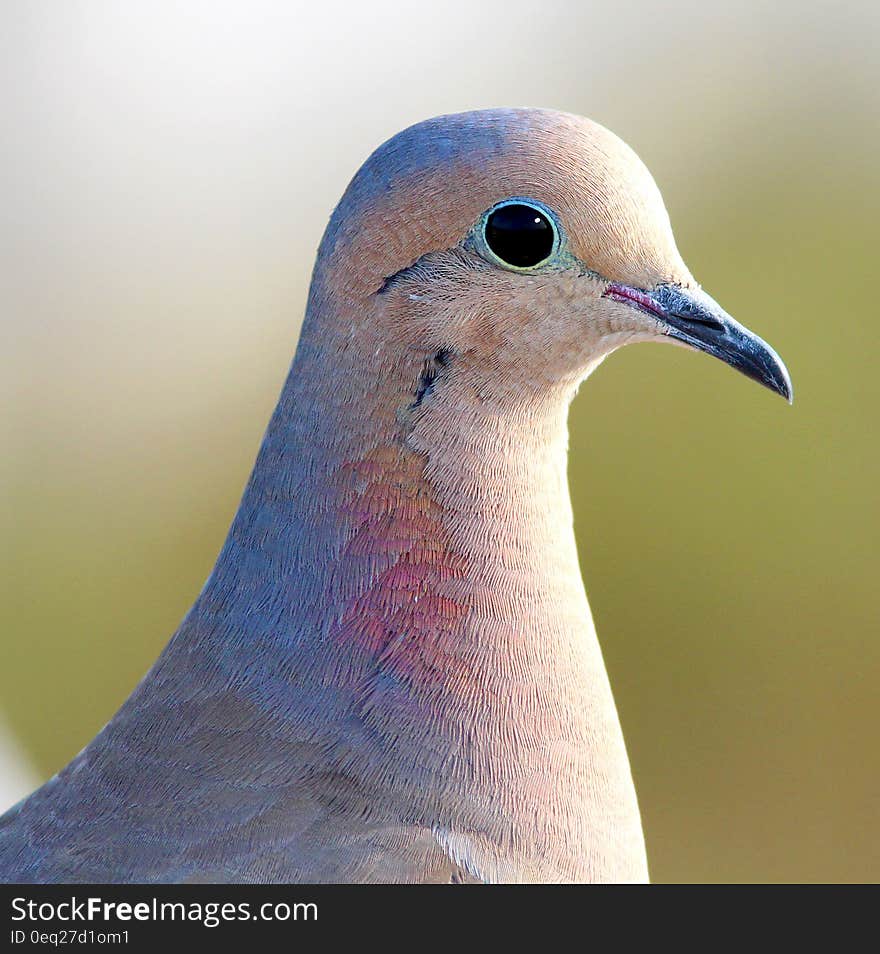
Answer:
[764,351,793,404]
[612,282,795,406]
[771,365,794,404]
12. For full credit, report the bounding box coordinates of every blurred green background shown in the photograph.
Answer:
[2,1,877,882]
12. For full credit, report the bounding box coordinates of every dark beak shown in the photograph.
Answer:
[604,282,793,402]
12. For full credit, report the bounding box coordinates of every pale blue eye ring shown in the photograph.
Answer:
[478,198,562,271]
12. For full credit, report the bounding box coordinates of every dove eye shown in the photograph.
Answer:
[481,199,560,270]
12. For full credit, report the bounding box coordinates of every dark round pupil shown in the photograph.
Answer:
[485,203,554,267]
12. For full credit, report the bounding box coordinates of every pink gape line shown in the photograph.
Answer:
[602,282,666,320]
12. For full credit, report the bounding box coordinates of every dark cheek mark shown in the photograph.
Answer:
[375,260,427,295]
[411,348,454,409]
[376,271,402,296]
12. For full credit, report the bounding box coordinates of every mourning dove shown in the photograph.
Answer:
[0,108,790,884]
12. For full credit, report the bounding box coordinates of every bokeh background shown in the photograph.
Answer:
[2,0,877,883]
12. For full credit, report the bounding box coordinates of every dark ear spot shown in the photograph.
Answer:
[412,348,454,408]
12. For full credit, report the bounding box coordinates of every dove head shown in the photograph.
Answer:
[307,108,790,413]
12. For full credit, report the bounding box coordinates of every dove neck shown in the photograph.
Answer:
[211,297,597,676]
[194,293,645,881]
[205,282,596,652]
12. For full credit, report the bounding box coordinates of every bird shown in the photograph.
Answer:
[0,108,791,884]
